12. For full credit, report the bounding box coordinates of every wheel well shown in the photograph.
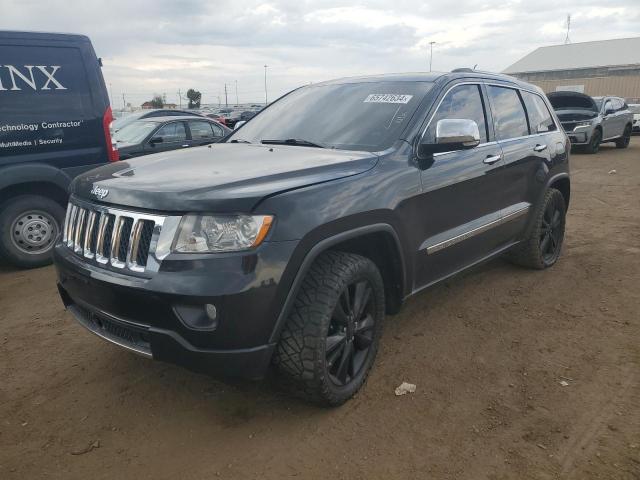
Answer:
[550,177,570,209]
[0,182,69,208]
[328,231,404,314]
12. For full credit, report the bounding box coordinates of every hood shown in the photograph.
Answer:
[72,143,378,212]
[547,91,599,112]
[555,109,598,122]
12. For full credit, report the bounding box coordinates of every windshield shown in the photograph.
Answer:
[112,110,148,131]
[593,97,604,110]
[114,121,158,144]
[228,81,433,151]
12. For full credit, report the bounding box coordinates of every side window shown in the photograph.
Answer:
[189,121,215,139]
[154,122,187,142]
[211,123,224,137]
[487,86,529,140]
[521,91,557,134]
[426,84,488,143]
[615,99,625,112]
[604,99,615,114]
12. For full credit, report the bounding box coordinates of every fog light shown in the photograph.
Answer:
[205,303,217,321]
[173,303,219,331]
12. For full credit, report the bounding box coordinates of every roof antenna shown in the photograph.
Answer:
[564,14,571,44]
[473,64,478,70]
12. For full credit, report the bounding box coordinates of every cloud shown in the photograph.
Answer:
[1,0,638,106]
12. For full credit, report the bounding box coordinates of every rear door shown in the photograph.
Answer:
[0,34,109,175]
[415,83,507,286]
[485,85,544,239]
[187,120,221,146]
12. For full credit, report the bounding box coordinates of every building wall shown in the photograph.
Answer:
[512,67,640,102]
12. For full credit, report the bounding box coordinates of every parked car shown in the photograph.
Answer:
[547,91,633,153]
[0,30,116,268]
[629,104,640,132]
[111,109,204,133]
[114,116,230,159]
[203,113,227,126]
[54,70,570,405]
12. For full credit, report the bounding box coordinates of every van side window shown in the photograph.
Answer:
[487,86,529,140]
[426,84,488,143]
[521,91,557,134]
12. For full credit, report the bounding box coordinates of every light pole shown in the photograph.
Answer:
[235,80,239,106]
[429,41,436,72]
[264,64,268,106]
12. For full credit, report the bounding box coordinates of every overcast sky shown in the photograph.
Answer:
[2,0,639,107]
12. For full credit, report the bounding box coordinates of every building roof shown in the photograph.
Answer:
[503,37,640,74]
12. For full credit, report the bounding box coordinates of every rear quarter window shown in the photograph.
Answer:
[0,44,97,156]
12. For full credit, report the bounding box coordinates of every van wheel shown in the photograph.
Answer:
[615,125,632,149]
[506,188,566,270]
[584,129,601,154]
[274,251,384,406]
[0,195,65,268]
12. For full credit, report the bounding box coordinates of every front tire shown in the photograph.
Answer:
[615,125,632,149]
[507,188,566,270]
[274,251,385,406]
[0,195,65,268]
[584,128,601,154]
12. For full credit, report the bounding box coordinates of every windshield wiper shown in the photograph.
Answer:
[261,138,328,148]
[230,139,251,144]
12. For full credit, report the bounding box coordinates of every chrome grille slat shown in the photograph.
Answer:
[62,200,174,274]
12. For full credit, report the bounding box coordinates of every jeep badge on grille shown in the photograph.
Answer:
[90,185,109,199]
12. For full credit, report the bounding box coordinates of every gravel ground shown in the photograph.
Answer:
[1,141,639,480]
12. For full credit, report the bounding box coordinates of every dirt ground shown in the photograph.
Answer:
[1,141,639,480]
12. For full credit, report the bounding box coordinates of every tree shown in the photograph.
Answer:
[150,94,164,109]
[186,89,202,109]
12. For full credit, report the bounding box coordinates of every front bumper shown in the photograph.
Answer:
[53,238,299,379]
[567,130,589,145]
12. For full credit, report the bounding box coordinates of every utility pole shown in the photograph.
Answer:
[122,93,126,110]
[177,89,182,109]
[224,83,228,108]
[429,41,436,72]
[264,65,268,105]
[235,80,239,106]
[564,14,571,44]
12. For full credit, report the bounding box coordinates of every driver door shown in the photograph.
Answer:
[415,83,506,287]
[148,121,190,154]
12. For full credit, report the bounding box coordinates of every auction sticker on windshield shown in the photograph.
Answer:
[364,94,413,104]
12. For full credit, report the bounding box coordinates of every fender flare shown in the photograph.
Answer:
[0,163,72,194]
[268,223,406,344]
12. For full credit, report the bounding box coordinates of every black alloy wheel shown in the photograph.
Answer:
[326,279,376,386]
[539,193,565,265]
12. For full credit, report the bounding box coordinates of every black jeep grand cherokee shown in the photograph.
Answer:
[54,71,570,405]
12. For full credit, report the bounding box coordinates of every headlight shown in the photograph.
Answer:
[574,121,592,129]
[173,214,274,253]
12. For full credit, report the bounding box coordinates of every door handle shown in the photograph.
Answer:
[533,144,547,152]
[483,154,502,165]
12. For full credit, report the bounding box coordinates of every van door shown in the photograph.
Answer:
[415,83,506,287]
[0,38,109,175]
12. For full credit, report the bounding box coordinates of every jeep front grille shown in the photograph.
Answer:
[62,201,172,273]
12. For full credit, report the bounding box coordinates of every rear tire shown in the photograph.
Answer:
[506,188,566,270]
[274,251,385,406]
[584,128,601,154]
[615,125,632,149]
[0,195,65,268]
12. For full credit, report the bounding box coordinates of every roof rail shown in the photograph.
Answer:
[451,68,475,73]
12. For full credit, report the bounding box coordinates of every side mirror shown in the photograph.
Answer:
[234,121,246,130]
[419,119,480,156]
[605,108,615,116]
[149,136,163,145]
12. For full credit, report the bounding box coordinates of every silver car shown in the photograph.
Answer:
[629,104,640,132]
[547,92,633,154]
